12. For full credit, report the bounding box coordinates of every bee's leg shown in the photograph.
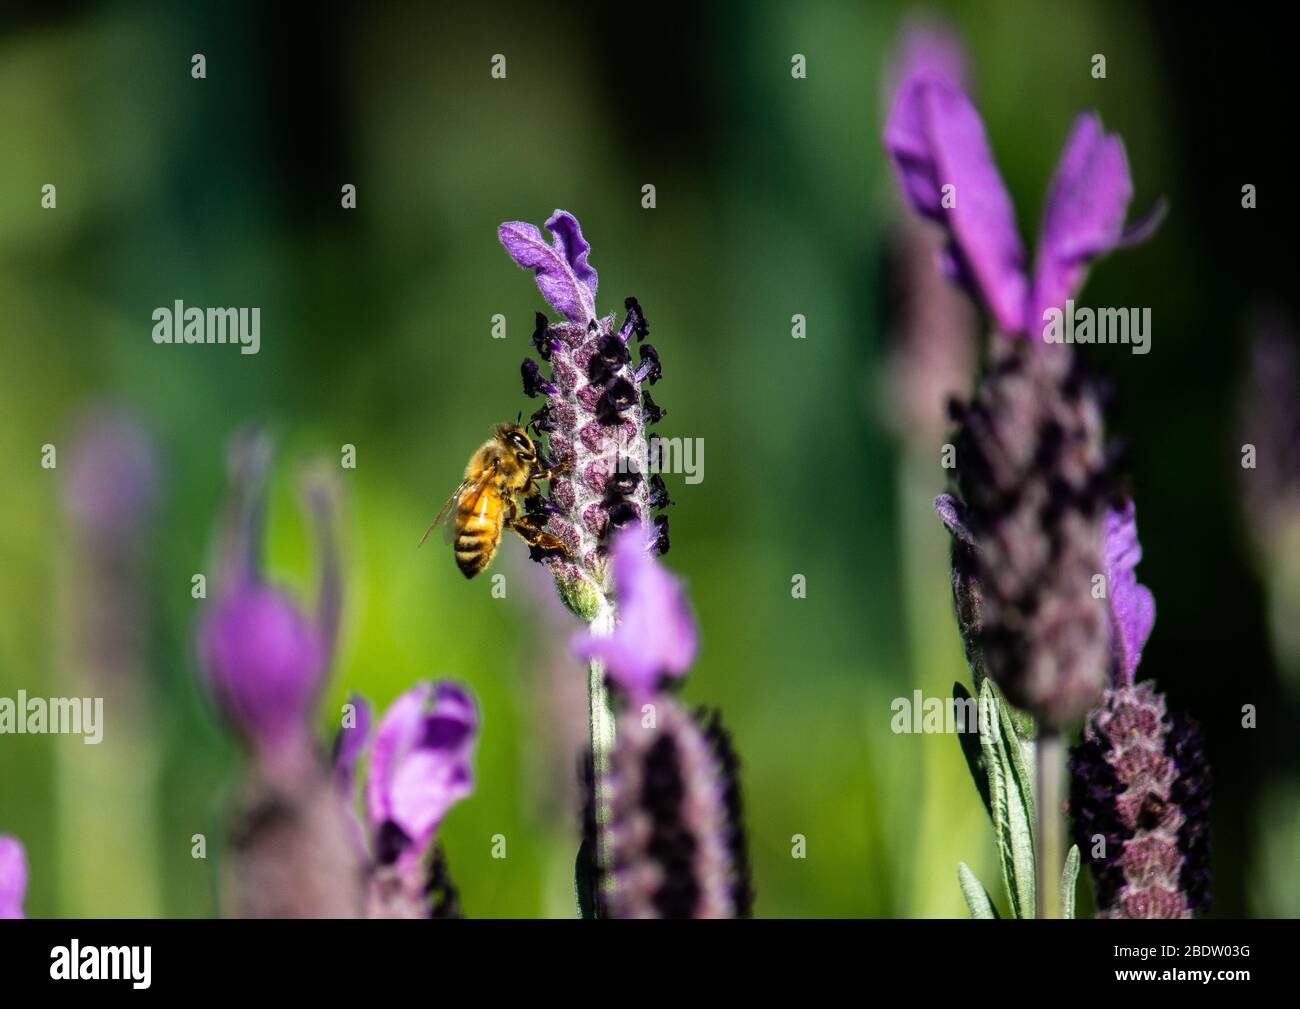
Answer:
[508,513,570,560]
[532,454,571,483]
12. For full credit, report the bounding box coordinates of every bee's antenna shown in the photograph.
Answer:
[516,410,522,426]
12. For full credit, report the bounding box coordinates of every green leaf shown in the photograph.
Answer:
[979,678,1037,919]
[953,681,992,822]
[957,862,1000,919]
[575,839,598,919]
[1060,844,1080,920]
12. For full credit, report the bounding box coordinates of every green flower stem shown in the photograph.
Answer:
[1036,729,1064,919]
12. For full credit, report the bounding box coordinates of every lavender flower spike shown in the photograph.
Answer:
[1071,501,1211,918]
[365,681,478,874]
[602,701,752,918]
[197,431,340,765]
[1069,682,1212,917]
[941,339,1113,729]
[0,835,28,919]
[500,211,671,622]
[574,527,698,701]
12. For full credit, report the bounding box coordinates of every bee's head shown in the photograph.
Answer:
[497,422,536,461]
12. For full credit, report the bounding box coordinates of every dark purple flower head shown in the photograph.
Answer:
[0,835,28,919]
[574,527,698,701]
[601,700,751,918]
[500,212,672,619]
[1103,501,1156,685]
[1069,681,1212,918]
[885,75,1159,338]
[197,431,341,761]
[937,339,1114,728]
[365,681,478,874]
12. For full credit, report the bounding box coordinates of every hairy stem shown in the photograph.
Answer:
[1036,729,1064,919]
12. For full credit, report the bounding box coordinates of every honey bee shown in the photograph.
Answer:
[422,422,569,578]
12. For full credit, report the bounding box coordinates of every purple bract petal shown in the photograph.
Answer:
[499,210,599,324]
[0,835,28,919]
[574,527,698,698]
[366,682,478,869]
[885,78,1028,334]
[1028,113,1135,337]
[1102,500,1156,685]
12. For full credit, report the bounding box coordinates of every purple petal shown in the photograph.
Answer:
[0,835,28,919]
[574,527,697,698]
[366,682,478,868]
[499,210,598,324]
[1103,501,1156,685]
[198,585,326,752]
[1028,113,1136,337]
[885,78,1028,334]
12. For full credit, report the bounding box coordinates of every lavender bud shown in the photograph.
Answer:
[197,433,340,764]
[531,312,559,360]
[1069,682,1212,918]
[521,357,558,398]
[635,343,662,385]
[618,296,650,342]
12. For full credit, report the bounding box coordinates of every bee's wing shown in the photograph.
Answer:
[420,464,498,547]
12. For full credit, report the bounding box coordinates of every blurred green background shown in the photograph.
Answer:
[1,0,1295,918]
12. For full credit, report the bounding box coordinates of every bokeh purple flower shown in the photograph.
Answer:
[365,681,478,873]
[574,527,697,701]
[885,72,1159,339]
[0,835,28,919]
[197,431,339,763]
[881,22,977,445]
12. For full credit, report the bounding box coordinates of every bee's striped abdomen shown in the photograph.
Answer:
[454,497,501,578]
